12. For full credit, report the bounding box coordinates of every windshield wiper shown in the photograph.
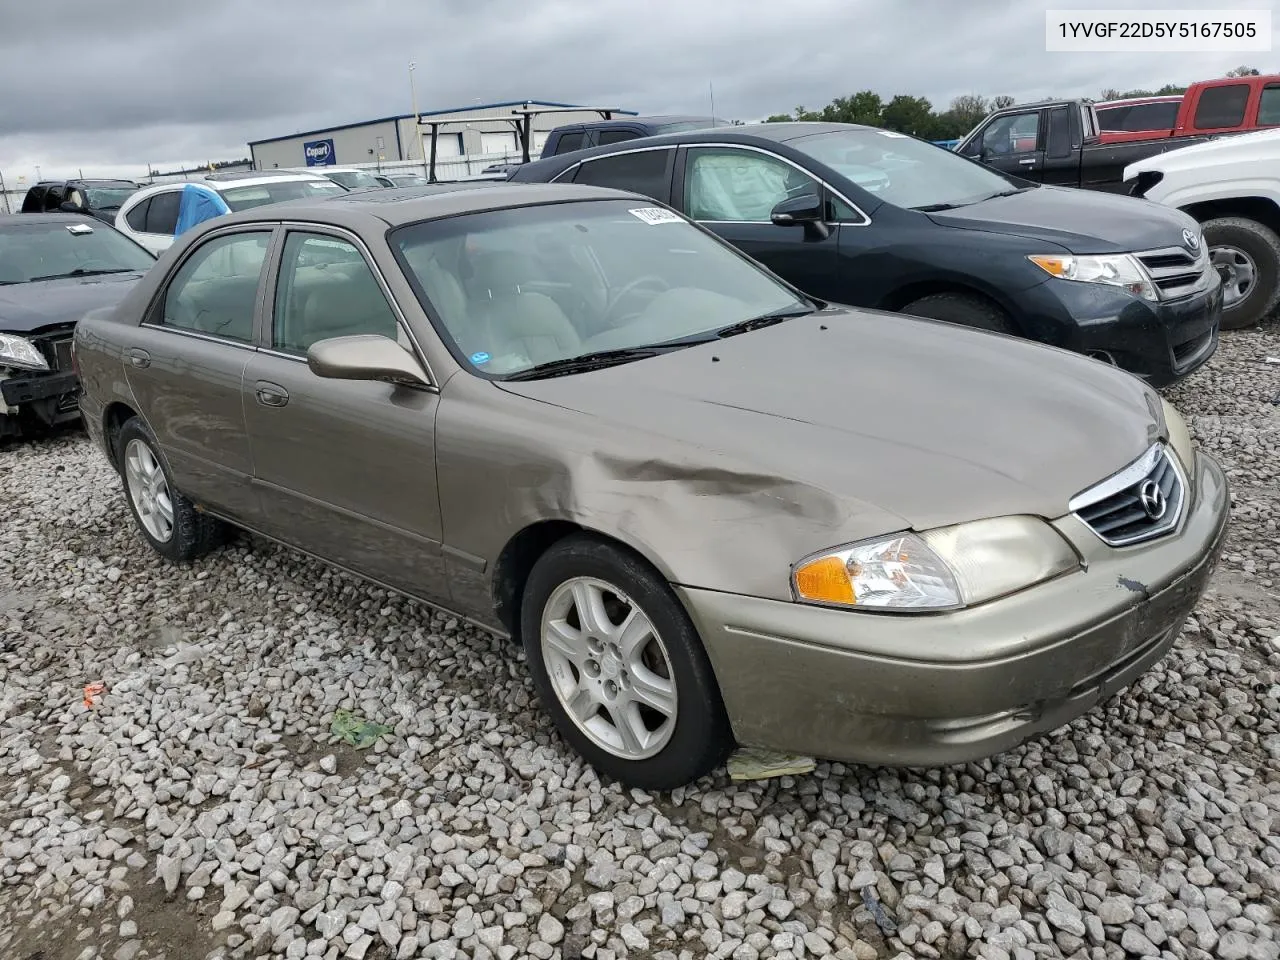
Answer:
[29,267,141,281]
[911,201,966,212]
[503,347,662,381]
[714,304,816,339]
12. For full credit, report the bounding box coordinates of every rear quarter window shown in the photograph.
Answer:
[1192,84,1249,129]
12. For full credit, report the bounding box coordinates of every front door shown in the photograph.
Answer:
[242,228,449,604]
[972,109,1046,182]
[677,145,842,302]
[121,227,272,524]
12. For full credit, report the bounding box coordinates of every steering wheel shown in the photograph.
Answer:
[604,275,671,324]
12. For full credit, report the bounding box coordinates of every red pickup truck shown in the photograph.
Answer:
[1096,74,1280,143]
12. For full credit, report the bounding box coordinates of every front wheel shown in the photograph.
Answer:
[900,292,1018,335]
[115,416,228,563]
[520,535,733,790]
[1201,216,1280,330]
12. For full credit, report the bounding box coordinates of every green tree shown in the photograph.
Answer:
[764,113,794,123]
[1100,88,1122,100]
[881,94,936,137]
[992,95,1016,109]
[1226,65,1260,77]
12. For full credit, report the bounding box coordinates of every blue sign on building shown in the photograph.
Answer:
[303,138,336,166]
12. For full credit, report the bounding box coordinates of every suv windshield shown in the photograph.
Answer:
[84,186,138,210]
[392,199,808,377]
[0,220,154,284]
[790,128,1021,210]
[326,170,383,189]
[219,179,347,211]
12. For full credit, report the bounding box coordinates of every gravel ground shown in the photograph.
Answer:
[2,327,1279,960]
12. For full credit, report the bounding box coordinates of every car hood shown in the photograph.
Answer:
[0,272,144,334]
[497,307,1162,535]
[927,184,1198,254]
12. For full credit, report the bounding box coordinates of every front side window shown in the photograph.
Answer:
[978,111,1041,156]
[160,231,270,342]
[685,148,819,222]
[573,149,674,201]
[220,179,347,212]
[0,220,155,285]
[273,232,400,354]
[1193,84,1249,129]
[391,198,808,377]
[791,128,1023,210]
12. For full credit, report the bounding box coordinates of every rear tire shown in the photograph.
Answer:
[1201,216,1280,330]
[520,534,733,790]
[900,292,1018,335]
[115,416,227,564]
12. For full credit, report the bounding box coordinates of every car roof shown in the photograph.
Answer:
[205,182,648,231]
[0,212,116,229]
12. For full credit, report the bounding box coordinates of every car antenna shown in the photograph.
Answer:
[709,81,716,127]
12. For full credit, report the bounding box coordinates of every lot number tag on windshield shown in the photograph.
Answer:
[629,207,683,225]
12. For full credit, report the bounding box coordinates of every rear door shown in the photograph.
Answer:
[120,226,273,524]
[241,226,449,603]
[674,144,843,301]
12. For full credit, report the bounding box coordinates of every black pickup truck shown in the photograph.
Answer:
[956,100,1216,193]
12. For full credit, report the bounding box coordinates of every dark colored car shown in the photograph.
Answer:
[540,116,721,159]
[21,179,141,224]
[0,214,155,439]
[509,121,1223,387]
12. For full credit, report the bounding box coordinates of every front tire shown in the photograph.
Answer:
[900,292,1018,335]
[520,535,733,790]
[115,416,227,564]
[1201,216,1280,330]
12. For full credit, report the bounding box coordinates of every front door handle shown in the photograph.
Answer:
[126,348,151,368]
[255,381,289,408]
[1019,158,1036,166]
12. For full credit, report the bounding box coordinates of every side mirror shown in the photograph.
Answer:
[770,194,824,226]
[59,201,85,213]
[306,334,430,387]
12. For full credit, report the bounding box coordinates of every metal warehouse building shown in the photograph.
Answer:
[248,99,636,172]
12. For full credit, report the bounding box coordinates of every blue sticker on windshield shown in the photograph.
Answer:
[470,352,491,365]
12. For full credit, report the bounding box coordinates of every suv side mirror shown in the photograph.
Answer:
[770,194,829,240]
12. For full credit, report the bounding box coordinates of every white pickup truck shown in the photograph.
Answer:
[1125,128,1280,330]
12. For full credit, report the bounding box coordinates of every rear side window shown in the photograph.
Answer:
[125,198,151,232]
[597,129,641,146]
[1258,85,1280,126]
[573,149,675,202]
[553,132,585,154]
[145,191,181,235]
[160,231,271,342]
[1098,101,1179,131]
[1193,84,1249,129]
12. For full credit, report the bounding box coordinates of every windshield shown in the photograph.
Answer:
[390,175,429,186]
[84,186,138,210]
[789,128,1020,210]
[0,220,154,283]
[219,179,347,211]
[327,170,383,189]
[391,199,808,377]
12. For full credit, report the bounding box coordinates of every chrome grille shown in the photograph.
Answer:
[1135,244,1213,301]
[1069,444,1184,547]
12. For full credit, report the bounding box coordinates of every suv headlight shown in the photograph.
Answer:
[0,333,49,371]
[792,516,1081,612]
[1028,253,1157,302]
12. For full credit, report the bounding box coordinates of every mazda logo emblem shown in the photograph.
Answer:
[1182,228,1200,252]
[1138,479,1167,520]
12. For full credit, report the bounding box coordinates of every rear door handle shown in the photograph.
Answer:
[126,348,151,368]
[255,381,289,408]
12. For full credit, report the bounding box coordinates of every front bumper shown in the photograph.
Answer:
[1020,276,1222,388]
[0,370,81,435]
[679,449,1229,767]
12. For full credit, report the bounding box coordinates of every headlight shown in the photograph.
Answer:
[792,516,1081,612]
[1161,397,1195,474]
[1028,253,1157,302]
[0,333,49,371]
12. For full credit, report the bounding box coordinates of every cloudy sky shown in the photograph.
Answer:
[0,0,1272,185]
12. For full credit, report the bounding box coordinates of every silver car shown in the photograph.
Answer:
[73,183,1230,789]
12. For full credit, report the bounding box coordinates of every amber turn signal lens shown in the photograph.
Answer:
[793,555,855,605]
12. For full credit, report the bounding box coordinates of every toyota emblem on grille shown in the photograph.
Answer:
[1138,479,1167,520]
[1182,228,1200,252]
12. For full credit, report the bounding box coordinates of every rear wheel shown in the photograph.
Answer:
[1201,216,1280,330]
[520,535,733,790]
[115,416,227,563]
[900,292,1018,335]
